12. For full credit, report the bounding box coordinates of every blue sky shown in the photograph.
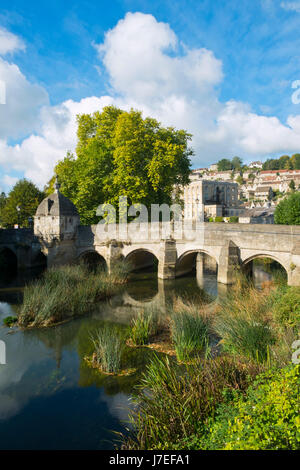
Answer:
[0,0,300,191]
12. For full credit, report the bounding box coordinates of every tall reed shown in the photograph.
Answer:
[171,308,210,361]
[18,261,129,328]
[91,326,123,374]
[123,354,261,450]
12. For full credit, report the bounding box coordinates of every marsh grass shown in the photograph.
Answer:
[214,280,277,363]
[123,354,262,450]
[90,326,123,374]
[170,304,210,361]
[129,306,162,346]
[18,261,130,328]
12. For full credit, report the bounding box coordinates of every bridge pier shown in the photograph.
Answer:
[157,239,177,280]
[217,240,240,285]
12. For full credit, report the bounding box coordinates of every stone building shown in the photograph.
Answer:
[183,179,239,219]
[34,178,80,266]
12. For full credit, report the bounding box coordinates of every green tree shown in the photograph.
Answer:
[47,106,192,224]
[274,192,300,225]
[289,179,296,191]
[278,155,291,169]
[231,156,242,170]
[217,159,232,171]
[0,179,44,228]
[291,153,300,169]
[235,175,245,185]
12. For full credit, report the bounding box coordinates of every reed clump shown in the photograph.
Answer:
[18,261,130,328]
[90,326,123,374]
[123,354,262,450]
[214,281,276,363]
[129,306,162,346]
[170,303,211,361]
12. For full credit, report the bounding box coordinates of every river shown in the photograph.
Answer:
[0,260,284,449]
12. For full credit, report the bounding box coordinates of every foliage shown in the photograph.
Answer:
[272,286,300,330]
[214,216,224,222]
[228,216,239,223]
[46,106,192,224]
[217,157,242,171]
[171,309,210,361]
[123,355,261,450]
[3,316,18,327]
[90,326,123,374]
[0,179,44,228]
[262,153,300,171]
[274,191,300,224]
[18,262,129,328]
[218,365,300,450]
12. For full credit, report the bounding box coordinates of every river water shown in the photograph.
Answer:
[0,262,284,450]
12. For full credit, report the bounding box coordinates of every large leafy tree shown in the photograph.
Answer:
[0,179,45,228]
[274,192,300,225]
[47,106,192,224]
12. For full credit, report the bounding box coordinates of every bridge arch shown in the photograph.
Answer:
[242,254,288,283]
[0,247,18,273]
[125,248,158,273]
[78,250,107,271]
[176,249,218,278]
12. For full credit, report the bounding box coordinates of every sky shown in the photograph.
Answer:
[0,0,300,193]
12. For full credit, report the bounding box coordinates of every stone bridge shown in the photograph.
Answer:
[70,222,300,286]
[0,228,46,271]
[3,221,300,286]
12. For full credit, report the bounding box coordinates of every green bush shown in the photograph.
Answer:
[214,216,224,223]
[272,286,300,330]
[228,216,239,223]
[3,316,18,327]
[221,365,300,450]
[173,364,300,450]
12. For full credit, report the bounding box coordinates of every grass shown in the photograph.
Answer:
[90,326,123,374]
[170,304,210,361]
[129,306,162,346]
[18,261,130,328]
[122,354,262,450]
[214,277,277,364]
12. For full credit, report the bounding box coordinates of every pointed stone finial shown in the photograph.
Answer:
[54,175,61,193]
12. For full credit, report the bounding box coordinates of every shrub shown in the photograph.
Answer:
[214,216,224,223]
[219,365,300,450]
[171,310,209,361]
[229,216,239,223]
[272,286,300,330]
[3,316,18,327]
[91,326,123,374]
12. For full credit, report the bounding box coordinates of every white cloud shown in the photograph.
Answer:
[0,58,49,140]
[280,1,300,12]
[0,27,25,55]
[0,96,114,186]
[1,13,300,190]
